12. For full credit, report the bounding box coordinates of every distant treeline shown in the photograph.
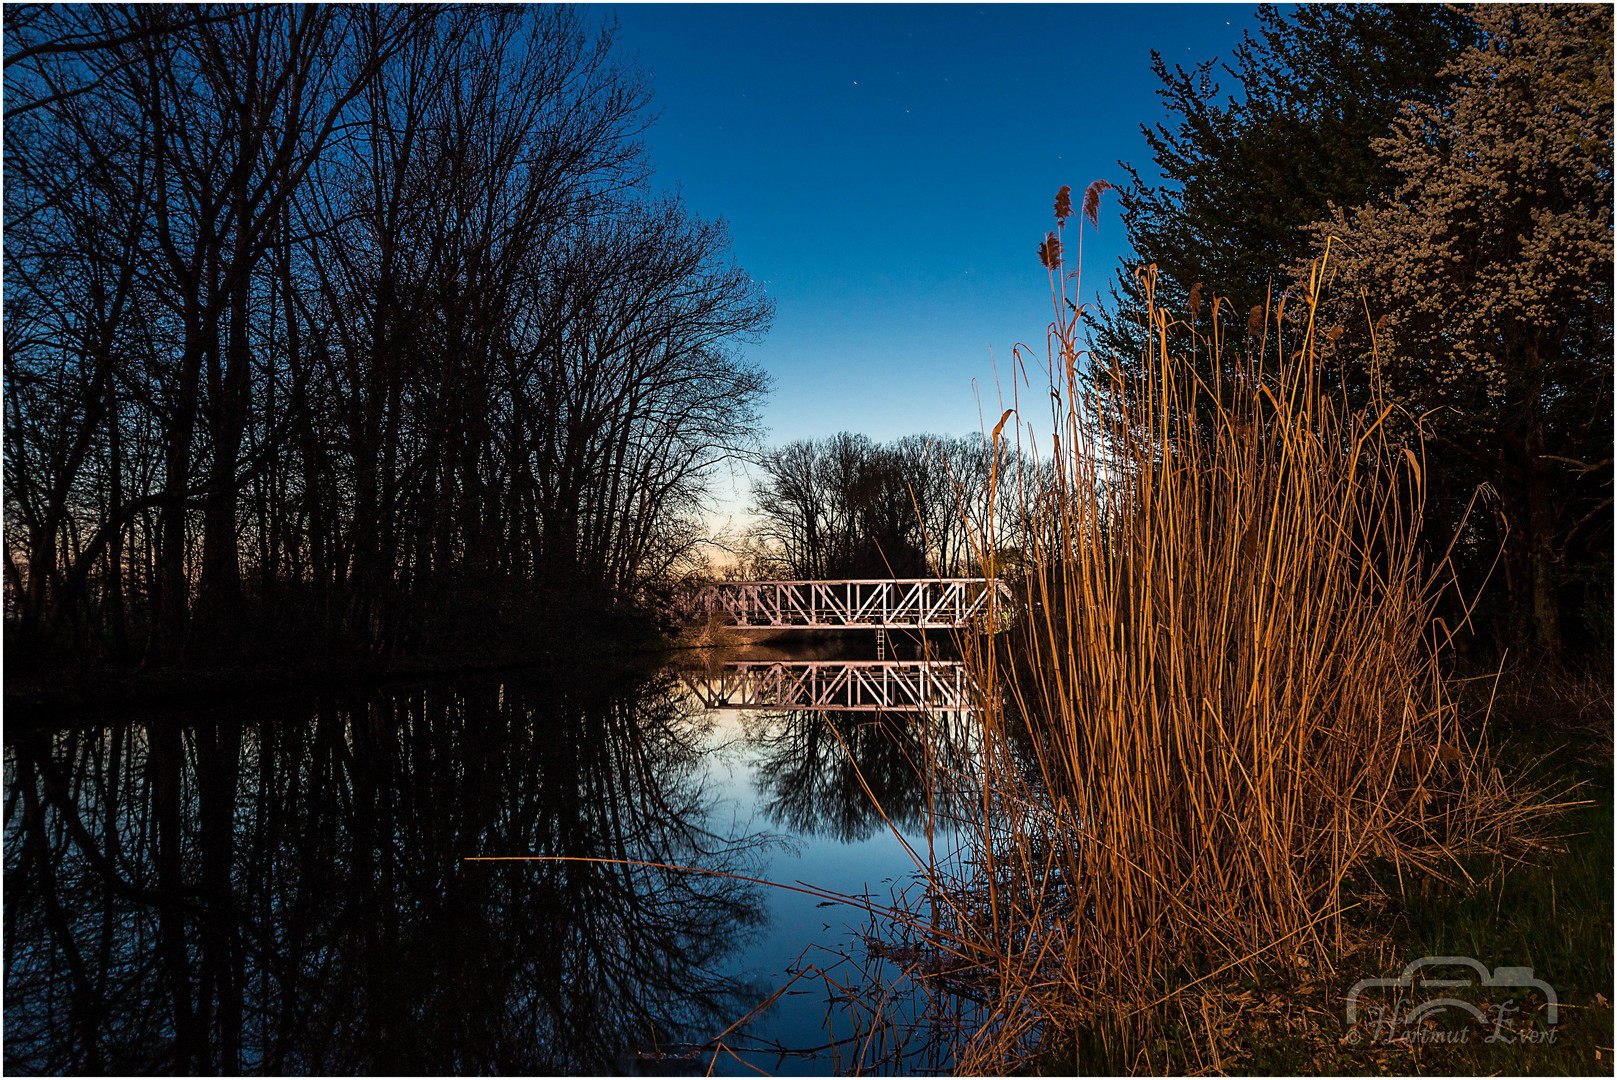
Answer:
[745,432,1014,581]
[4,7,772,662]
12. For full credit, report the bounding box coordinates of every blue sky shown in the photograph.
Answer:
[605,3,1260,510]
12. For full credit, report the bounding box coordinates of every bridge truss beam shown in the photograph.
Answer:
[688,578,1010,630]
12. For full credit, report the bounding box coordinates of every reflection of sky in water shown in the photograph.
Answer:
[677,684,973,1076]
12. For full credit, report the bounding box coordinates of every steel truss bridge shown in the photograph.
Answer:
[687,578,1010,630]
[681,660,978,713]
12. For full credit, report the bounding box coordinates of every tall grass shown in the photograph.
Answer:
[913,187,1562,1071]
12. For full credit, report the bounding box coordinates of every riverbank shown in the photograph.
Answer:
[3,649,629,725]
[3,596,674,724]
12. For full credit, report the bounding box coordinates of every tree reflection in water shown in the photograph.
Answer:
[745,706,977,846]
[4,667,772,1074]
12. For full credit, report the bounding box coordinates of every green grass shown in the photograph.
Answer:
[1037,711,1614,1076]
[1349,736,1613,1076]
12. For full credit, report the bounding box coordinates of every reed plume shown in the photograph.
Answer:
[1081,178,1113,228]
[1037,230,1062,270]
[1054,184,1074,224]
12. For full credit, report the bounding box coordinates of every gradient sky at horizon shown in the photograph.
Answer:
[606,3,1260,517]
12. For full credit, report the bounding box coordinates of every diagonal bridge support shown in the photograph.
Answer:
[684,578,1011,630]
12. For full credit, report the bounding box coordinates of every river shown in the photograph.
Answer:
[4,642,986,1075]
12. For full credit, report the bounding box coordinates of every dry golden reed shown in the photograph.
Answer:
[907,185,1561,1072]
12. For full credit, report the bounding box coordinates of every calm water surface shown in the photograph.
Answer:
[4,647,982,1075]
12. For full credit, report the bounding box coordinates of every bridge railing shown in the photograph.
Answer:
[684,578,1012,629]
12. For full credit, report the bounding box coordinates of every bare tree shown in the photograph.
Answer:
[5,5,773,664]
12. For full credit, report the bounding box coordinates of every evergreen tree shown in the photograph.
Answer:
[1091,4,1478,352]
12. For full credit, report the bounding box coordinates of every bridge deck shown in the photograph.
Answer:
[687,578,1009,630]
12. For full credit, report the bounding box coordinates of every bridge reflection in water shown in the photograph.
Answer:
[680,659,978,713]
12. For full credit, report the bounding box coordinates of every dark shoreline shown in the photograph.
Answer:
[3,614,680,726]
[4,651,643,728]
[3,624,973,727]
